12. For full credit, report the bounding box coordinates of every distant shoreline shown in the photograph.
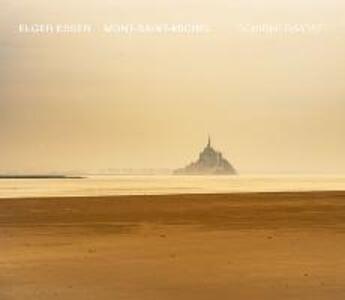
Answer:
[0,175,84,179]
[1,190,344,201]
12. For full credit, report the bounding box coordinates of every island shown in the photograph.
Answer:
[174,136,237,175]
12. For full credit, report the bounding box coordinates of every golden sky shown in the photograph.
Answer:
[1,0,345,173]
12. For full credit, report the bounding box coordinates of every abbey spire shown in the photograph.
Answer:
[207,135,211,148]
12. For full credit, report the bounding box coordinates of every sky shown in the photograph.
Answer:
[1,0,345,174]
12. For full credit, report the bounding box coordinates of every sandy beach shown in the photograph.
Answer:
[1,191,345,300]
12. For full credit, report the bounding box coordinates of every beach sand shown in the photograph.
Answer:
[1,191,345,300]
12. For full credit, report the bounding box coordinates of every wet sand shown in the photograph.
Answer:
[1,191,345,300]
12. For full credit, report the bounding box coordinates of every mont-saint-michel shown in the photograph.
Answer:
[174,137,237,175]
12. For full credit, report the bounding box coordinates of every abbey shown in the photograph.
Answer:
[174,137,237,175]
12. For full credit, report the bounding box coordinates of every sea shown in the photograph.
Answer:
[1,175,345,199]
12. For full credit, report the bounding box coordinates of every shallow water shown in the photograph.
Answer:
[1,175,345,198]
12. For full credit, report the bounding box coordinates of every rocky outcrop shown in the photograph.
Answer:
[174,137,237,175]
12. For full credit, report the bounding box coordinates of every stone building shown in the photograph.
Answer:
[174,137,237,175]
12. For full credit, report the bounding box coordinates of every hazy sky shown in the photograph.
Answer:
[1,0,345,174]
